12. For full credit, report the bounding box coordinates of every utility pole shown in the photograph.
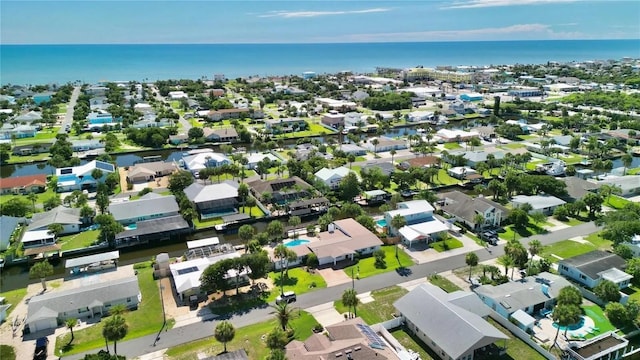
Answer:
[153,282,166,347]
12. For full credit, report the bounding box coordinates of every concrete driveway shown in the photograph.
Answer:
[316,268,352,287]
[305,302,344,328]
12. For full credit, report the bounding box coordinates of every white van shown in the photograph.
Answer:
[276,291,296,305]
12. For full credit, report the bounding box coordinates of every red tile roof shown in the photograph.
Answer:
[0,174,47,190]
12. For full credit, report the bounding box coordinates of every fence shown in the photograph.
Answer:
[488,311,557,360]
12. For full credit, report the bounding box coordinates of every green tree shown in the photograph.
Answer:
[0,143,11,164]
[0,197,30,217]
[27,192,38,213]
[188,127,204,140]
[373,248,386,269]
[214,321,235,353]
[553,205,570,221]
[168,170,195,193]
[66,318,78,344]
[465,252,479,281]
[47,223,64,237]
[338,172,361,202]
[237,224,255,251]
[91,168,104,182]
[29,260,54,290]
[582,192,604,218]
[557,286,582,306]
[342,288,360,318]
[530,211,547,227]
[267,220,285,242]
[626,258,640,286]
[102,314,128,356]
[288,216,301,237]
[266,349,288,360]
[594,280,621,303]
[509,208,529,229]
[600,184,622,205]
[621,153,633,175]
[266,327,289,350]
[43,195,62,211]
[95,214,124,247]
[272,302,295,331]
[238,183,249,212]
[605,302,629,327]
[390,214,407,236]
[245,251,270,285]
[497,255,514,278]
[552,304,582,344]
[306,253,319,269]
[274,244,297,295]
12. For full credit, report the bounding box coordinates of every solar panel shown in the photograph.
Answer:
[177,266,199,275]
[96,161,115,171]
[356,324,386,348]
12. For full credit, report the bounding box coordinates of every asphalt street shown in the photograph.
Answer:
[66,221,600,359]
[58,86,81,134]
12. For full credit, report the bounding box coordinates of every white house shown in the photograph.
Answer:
[180,149,231,174]
[27,206,82,235]
[511,194,566,215]
[407,111,435,122]
[21,230,56,249]
[596,175,640,197]
[168,91,188,99]
[559,251,632,290]
[246,153,280,170]
[55,160,115,192]
[314,166,352,189]
[384,200,450,248]
[363,137,408,153]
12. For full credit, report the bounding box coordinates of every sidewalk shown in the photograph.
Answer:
[401,233,484,265]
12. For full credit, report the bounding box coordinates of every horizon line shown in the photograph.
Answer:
[2,38,639,46]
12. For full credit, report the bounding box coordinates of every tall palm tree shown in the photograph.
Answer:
[102,314,128,356]
[496,255,514,279]
[465,252,479,281]
[621,153,633,175]
[342,288,360,317]
[65,318,78,344]
[390,149,397,164]
[272,302,295,331]
[214,321,235,353]
[27,192,38,213]
[527,239,543,274]
[473,213,485,233]
[390,214,407,237]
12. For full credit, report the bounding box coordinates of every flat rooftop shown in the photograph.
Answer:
[573,334,626,358]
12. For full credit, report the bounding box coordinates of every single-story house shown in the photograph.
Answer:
[108,193,180,226]
[286,317,400,360]
[596,176,640,197]
[21,230,56,249]
[180,150,231,174]
[315,97,357,111]
[169,134,189,145]
[246,176,311,204]
[202,127,239,143]
[436,129,480,143]
[0,215,24,251]
[385,200,450,247]
[339,144,367,156]
[71,140,105,152]
[207,108,264,121]
[395,283,508,360]
[264,118,307,133]
[564,332,629,360]
[315,166,352,190]
[13,111,42,123]
[56,160,115,192]
[559,250,632,290]
[184,181,239,219]
[25,276,140,333]
[114,215,189,248]
[511,194,566,215]
[246,152,280,170]
[11,142,53,156]
[363,137,407,153]
[560,177,600,201]
[404,155,440,169]
[170,251,250,301]
[361,161,395,177]
[0,174,47,195]
[126,161,178,183]
[474,272,574,319]
[0,124,37,140]
[27,206,82,235]
[87,111,119,125]
[437,191,508,230]
[385,200,436,234]
[447,166,477,180]
[459,93,484,101]
[407,111,435,122]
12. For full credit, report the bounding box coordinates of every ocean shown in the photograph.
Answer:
[1,40,639,85]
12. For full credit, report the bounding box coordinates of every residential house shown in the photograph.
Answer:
[508,88,543,97]
[362,161,396,177]
[264,118,307,133]
[385,200,450,247]
[126,161,178,183]
[315,98,357,111]
[87,111,119,125]
[560,177,600,201]
[206,108,263,121]
[474,272,574,319]
[607,129,640,145]
[32,92,54,105]
[168,91,188,100]
[321,111,345,128]
[246,176,311,204]
[448,166,478,180]
[180,150,231,174]
[339,144,367,156]
[89,96,110,110]
[436,129,480,143]
[404,155,440,169]
[437,191,508,230]
[184,181,239,219]
[11,142,53,156]
[459,93,484,101]
[27,206,82,235]
[170,251,249,301]
[114,214,189,248]
[511,194,566,215]
[363,137,407,153]
[395,283,508,360]
[85,85,108,96]
[0,124,37,140]
[25,276,140,333]
[71,140,105,152]
[109,193,180,226]
[0,94,16,104]
[169,134,189,145]
[56,160,115,192]
[13,111,42,124]
[246,152,280,170]
[132,117,171,128]
[559,251,632,290]
[0,215,24,251]
[343,112,367,127]
[315,166,352,190]
[202,127,239,143]
[21,230,56,250]
[0,174,47,195]
[286,317,401,360]
[596,176,640,197]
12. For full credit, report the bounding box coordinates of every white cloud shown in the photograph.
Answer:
[258,8,390,18]
[325,23,585,42]
[443,0,576,9]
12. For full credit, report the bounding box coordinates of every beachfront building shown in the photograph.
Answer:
[403,68,474,82]
[25,276,140,333]
[314,166,352,190]
[180,150,231,175]
[395,283,508,360]
[559,251,632,290]
[184,181,239,219]
[385,200,450,248]
[0,174,47,195]
[55,160,115,192]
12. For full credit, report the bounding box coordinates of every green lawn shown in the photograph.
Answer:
[193,217,223,229]
[334,286,408,325]
[540,240,597,262]
[604,195,632,210]
[487,318,546,360]
[443,143,462,150]
[628,167,640,175]
[6,152,51,164]
[0,287,27,320]
[559,217,585,226]
[501,142,526,149]
[266,268,327,302]
[343,246,414,279]
[57,104,67,113]
[428,274,462,293]
[499,223,547,241]
[277,122,335,139]
[584,232,612,250]
[237,206,265,218]
[433,169,461,186]
[165,311,319,360]
[56,266,172,356]
[430,238,464,252]
[0,188,56,206]
[391,328,437,360]
[582,305,616,337]
[58,230,101,251]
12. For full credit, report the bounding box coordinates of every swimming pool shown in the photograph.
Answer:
[376,219,387,227]
[553,316,586,331]
[285,239,310,247]
[125,224,138,230]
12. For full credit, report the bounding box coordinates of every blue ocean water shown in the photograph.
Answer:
[1,40,639,85]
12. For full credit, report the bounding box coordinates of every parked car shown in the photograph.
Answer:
[276,291,296,305]
[33,337,48,360]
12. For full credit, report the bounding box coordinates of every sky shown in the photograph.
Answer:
[1,0,639,44]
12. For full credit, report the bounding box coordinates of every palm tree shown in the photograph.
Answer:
[342,288,360,318]
[29,260,54,290]
[274,244,297,295]
[102,314,128,356]
[390,214,407,237]
[473,213,485,233]
[272,302,295,331]
[496,255,514,278]
[390,149,397,164]
[65,318,78,344]
[27,192,38,213]
[47,223,64,238]
[214,321,235,353]
[527,239,543,274]
[552,304,582,346]
[621,153,633,175]
[371,138,379,154]
[465,252,479,281]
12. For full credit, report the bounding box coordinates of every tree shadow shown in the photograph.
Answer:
[273,274,299,287]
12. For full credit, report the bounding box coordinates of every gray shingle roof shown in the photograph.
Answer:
[108,195,179,222]
[438,191,508,225]
[394,283,507,359]
[27,276,140,324]
[0,215,23,250]
[560,250,627,279]
[184,181,238,203]
[28,206,81,231]
[560,177,600,200]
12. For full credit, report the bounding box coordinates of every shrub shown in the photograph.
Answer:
[373,249,387,269]
[133,261,153,269]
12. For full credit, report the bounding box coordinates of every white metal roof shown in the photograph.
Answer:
[187,237,220,249]
[22,230,54,243]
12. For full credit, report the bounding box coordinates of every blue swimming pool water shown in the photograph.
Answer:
[552,316,586,331]
[376,219,387,227]
[125,224,137,230]
[285,239,310,247]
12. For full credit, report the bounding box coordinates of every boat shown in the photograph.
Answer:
[416,128,426,134]
[536,160,566,176]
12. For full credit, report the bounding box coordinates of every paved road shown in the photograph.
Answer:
[58,86,81,134]
[149,85,191,132]
[66,221,600,359]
